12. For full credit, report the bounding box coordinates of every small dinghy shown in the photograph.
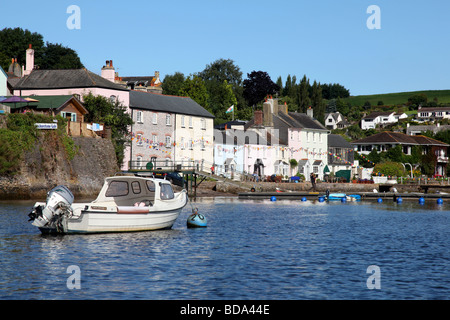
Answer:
[327,193,347,201]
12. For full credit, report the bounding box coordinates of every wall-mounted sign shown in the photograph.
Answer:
[87,123,103,132]
[35,123,58,130]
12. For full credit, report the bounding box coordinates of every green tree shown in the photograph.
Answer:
[162,72,185,96]
[82,93,133,167]
[321,83,350,99]
[215,80,238,120]
[386,145,403,162]
[326,99,337,113]
[179,75,209,110]
[421,151,435,176]
[198,58,243,87]
[199,59,245,121]
[0,27,83,71]
[373,161,406,177]
[347,124,365,140]
[336,98,350,115]
[407,93,427,106]
[311,81,324,124]
[367,148,383,164]
[0,27,44,70]
[297,75,310,113]
[243,71,279,108]
[36,42,83,69]
[276,76,283,95]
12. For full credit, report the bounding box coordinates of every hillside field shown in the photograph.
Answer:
[343,90,450,106]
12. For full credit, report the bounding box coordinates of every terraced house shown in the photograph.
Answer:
[244,98,329,181]
[129,90,214,171]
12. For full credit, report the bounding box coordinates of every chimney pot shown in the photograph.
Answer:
[307,106,314,118]
[29,44,32,49]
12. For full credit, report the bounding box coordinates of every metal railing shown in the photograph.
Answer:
[128,159,212,172]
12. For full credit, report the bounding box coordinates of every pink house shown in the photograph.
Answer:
[13,69,130,109]
[11,50,131,169]
[12,48,129,107]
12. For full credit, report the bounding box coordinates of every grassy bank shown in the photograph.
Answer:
[344,89,450,106]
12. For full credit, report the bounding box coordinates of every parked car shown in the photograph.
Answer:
[152,172,185,187]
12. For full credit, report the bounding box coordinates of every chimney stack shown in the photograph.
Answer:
[23,44,34,76]
[279,101,288,114]
[101,59,116,82]
[307,106,314,118]
[254,110,263,126]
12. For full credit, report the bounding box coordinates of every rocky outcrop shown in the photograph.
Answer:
[0,135,119,200]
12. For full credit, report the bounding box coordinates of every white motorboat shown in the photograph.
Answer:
[28,175,188,234]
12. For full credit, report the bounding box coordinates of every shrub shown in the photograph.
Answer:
[373,161,406,177]
[0,113,78,175]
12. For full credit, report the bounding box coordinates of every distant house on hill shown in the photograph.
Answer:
[351,131,449,176]
[360,111,407,130]
[416,106,450,122]
[406,123,450,136]
[324,112,349,130]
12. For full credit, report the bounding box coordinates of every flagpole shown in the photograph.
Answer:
[232,106,235,121]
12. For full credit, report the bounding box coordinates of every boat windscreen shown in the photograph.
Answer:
[105,181,129,197]
[160,183,174,200]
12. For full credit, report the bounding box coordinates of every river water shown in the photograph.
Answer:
[0,198,449,300]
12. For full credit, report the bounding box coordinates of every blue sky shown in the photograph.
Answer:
[1,0,450,96]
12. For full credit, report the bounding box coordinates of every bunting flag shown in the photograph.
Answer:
[129,132,212,154]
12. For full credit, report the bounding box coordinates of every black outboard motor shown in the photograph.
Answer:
[28,185,74,228]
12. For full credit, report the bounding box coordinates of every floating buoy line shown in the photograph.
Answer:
[266,191,445,206]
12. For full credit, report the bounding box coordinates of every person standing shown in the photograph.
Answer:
[310,172,316,191]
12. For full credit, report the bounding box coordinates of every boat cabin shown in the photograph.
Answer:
[92,176,175,207]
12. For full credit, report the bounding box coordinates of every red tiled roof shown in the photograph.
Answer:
[351,131,449,146]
